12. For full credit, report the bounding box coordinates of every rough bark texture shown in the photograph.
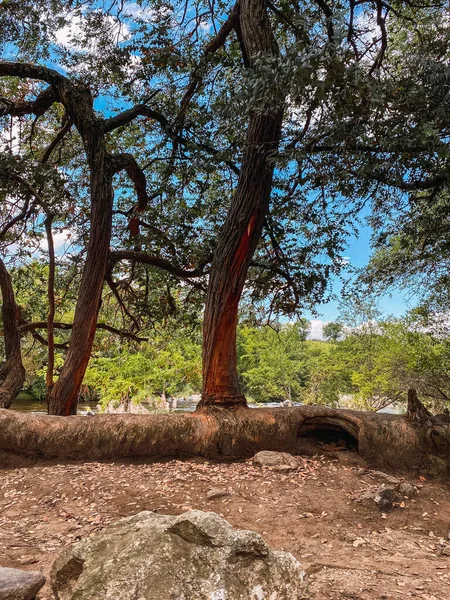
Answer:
[200,0,284,407]
[45,215,56,405]
[0,259,25,408]
[0,407,449,477]
[45,81,114,416]
[47,152,113,415]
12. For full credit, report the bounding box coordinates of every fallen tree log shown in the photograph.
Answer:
[1,405,449,476]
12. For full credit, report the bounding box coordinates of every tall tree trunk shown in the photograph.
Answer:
[45,215,56,407]
[199,0,284,408]
[47,159,113,415]
[0,258,25,408]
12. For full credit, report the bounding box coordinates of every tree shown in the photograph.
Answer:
[322,322,343,342]
[2,0,448,417]
[237,322,309,403]
[199,0,284,407]
[0,258,25,407]
[0,62,161,414]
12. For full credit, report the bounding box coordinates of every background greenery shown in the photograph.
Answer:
[12,261,450,413]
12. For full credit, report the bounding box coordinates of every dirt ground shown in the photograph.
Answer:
[1,450,449,600]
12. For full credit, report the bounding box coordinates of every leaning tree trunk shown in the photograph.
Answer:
[0,258,25,408]
[47,159,113,415]
[200,0,284,408]
[1,404,449,477]
[0,63,153,416]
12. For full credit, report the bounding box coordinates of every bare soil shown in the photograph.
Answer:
[1,450,449,600]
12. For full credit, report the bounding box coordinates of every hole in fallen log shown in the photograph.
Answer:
[296,418,359,454]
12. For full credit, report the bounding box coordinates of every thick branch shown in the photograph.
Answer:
[20,321,148,343]
[109,250,209,279]
[110,154,150,211]
[0,87,57,117]
[0,62,65,86]
[104,104,168,133]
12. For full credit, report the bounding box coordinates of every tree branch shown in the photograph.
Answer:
[104,104,168,133]
[20,321,148,343]
[40,116,72,164]
[105,105,240,176]
[0,87,57,117]
[176,3,240,125]
[110,154,150,211]
[0,62,65,86]
[109,250,209,279]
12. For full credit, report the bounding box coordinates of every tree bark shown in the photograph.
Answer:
[0,406,449,478]
[44,83,115,414]
[45,215,56,406]
[200,0,284,407]
[47,156,113,415]
[0,258,25,408]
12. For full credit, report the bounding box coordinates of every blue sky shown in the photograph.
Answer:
[304,219,417,326]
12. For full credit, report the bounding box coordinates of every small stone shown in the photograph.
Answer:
[396,482,417,498]
[206,488,230,500]
[252,451,299,470]
[17,559,38,566]
[375,487,402,511]
[0,567,45,600]
[440,539,450,556]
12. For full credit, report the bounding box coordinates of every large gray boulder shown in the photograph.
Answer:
[0,567,45,600]
[51,510,305,600]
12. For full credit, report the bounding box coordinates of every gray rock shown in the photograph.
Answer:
[252,451,300,471]
[0,567,45,600]
[206,487,230,500]
[396,482,417,498]
[375,487,402,511]
[51,510,305,600]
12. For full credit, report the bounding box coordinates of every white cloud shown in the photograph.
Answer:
[54,11,130,52]
[39,229,73,255]
[308,319,327,340]
[122,2,158,23]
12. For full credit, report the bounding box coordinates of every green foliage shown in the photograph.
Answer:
[301,341,341,407]
[237,321,310,403]
[322,321,343,342]
[83,330,202,409]
[314,309,450,412]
